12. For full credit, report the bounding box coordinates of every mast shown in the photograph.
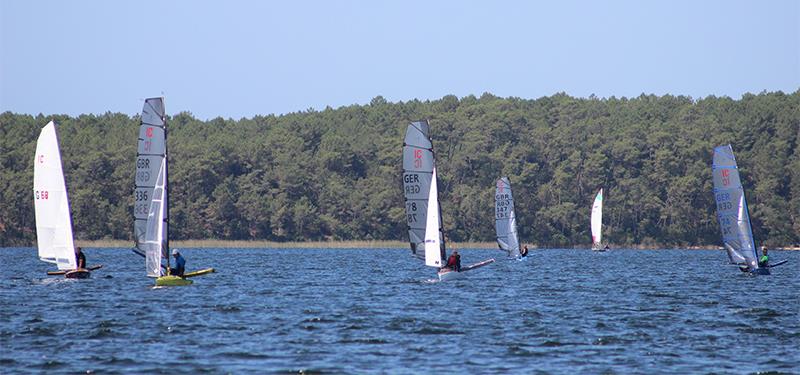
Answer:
[163,99,170,271]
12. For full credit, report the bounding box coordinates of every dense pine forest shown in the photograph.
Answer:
[1,91,798,247]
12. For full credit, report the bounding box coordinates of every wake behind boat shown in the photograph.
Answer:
[33,121,101,279]
[402,120,494,281]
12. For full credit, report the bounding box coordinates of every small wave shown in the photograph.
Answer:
[213,305,242,313]
[0,358,17,365]
[540,340,578,347]
[102,356,138,366]
[216,351,271,360]
[342,324,364,331]
[31,359,67,370]
[413,327,463,335]
[592,335,628,345]
[301,316,336,324]
[338,337,388,345]
[506,345,546,357]
[88,327,117,339]
[23,326,56,337]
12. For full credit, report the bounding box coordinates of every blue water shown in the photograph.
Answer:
[1,248,798,374]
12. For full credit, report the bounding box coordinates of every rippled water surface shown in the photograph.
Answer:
[1,248,798,374]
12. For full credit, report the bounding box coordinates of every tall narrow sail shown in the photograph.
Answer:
[591,188,603,249]
[134,98,168,264]
[402,120,445,266]
[33,121,77,270]
[712,145,759,271]
[495,177,520,258]
[142,160,167,277]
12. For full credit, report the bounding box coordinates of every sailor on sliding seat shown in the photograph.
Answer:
[445,250,461,272]
[758,246,769,267]
[75,247,86,269]
[170,249,186,277]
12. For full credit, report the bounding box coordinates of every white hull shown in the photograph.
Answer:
[436,258,495,281]
[437,268,465,281]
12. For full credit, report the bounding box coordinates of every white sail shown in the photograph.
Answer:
[423,168,445,268]
[135,98,167,255]
[495,177,520,257]
[33,121,77,271]
[712,145,759,270]
[143,159,166,277]
[591,188,603,249]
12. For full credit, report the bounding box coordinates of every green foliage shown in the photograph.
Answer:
[1,91,798,247]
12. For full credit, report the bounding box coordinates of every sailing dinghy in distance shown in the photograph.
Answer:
[590,188,606,251]
[712,145,784,275]
[132,97,214,286]
[33,121,100,279]
[495,177,523,260]
[402,120,494,281]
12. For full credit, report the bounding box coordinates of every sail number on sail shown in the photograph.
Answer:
[714,173,737,237]
[404,173,422,224]
[496,193,511,219]
[34,191,50,199]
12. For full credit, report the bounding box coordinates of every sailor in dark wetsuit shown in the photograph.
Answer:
[75,247,86,269]
[520,245,529,257]
[170,249,186,277]
[445,250,461,272]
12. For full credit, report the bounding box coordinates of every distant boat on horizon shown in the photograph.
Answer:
[591,188,607,251]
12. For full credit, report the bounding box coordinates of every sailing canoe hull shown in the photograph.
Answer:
[437,258,495,281]
[155,275,193,286]
[64,269,91,279]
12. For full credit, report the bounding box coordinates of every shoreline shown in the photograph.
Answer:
[4,239,799,250]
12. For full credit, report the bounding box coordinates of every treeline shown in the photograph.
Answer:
[1,91,798,247]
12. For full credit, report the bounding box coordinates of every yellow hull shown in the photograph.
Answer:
[184,268,215,278]
[155,275,193,286]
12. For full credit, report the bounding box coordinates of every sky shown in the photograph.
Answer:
[1,0,798,119]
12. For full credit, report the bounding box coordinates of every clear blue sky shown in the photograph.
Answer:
[1,0,798,119]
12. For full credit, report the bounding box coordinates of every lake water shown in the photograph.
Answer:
[1,248,798,374]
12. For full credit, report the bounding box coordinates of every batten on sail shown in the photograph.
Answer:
[495,177,520,258]
[33,121,77,271]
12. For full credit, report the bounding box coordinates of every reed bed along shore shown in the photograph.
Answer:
[6,239,799,250]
